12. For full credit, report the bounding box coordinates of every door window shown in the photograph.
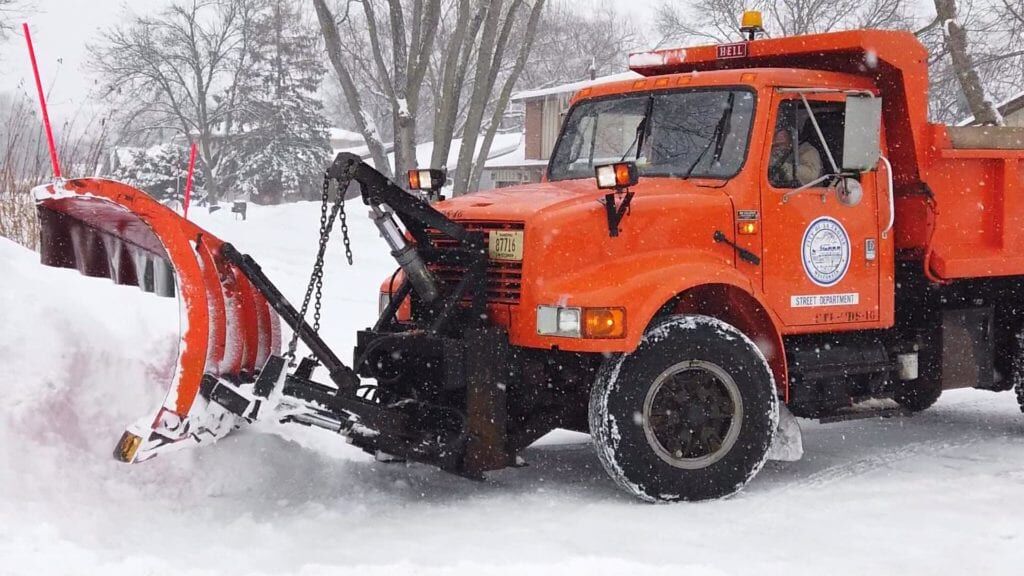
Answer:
[767,100,846,188]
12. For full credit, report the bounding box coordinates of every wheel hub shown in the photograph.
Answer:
[642,360,744,469]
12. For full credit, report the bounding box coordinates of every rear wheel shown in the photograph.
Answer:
[589,315,778,502]
[1006,326,1024,414]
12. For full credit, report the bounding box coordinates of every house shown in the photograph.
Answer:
[329,128,365,151]
[958,91,1024,126]
[480,71,640,187]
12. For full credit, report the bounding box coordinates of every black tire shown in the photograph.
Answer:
[1008,326,1024,414]
[589,315,778,503]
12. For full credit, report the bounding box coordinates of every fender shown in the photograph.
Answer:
[521,248,782,351]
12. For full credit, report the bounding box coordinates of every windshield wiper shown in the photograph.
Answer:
[679,92,735,179]
[620,95,655,162]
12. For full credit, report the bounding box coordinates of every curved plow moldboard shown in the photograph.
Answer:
[32,178,281,460]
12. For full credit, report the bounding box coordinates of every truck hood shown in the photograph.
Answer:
[435,180,602,222]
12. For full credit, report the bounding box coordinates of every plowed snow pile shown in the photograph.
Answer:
[2,204,1024,576]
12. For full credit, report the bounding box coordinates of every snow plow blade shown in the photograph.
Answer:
[33,178,281,462]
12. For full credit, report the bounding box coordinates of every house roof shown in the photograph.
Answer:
[957,90,1024,126]
[511,71,641,102]
[1001,91,1024,116]
[339,132,524,172]
[328,127,363,142]
[483,136,548,169]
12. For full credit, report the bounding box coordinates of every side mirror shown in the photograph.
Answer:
[842,96,882,172]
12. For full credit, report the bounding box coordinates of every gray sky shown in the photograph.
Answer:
[0,0,667,119]
[0,1,176,116]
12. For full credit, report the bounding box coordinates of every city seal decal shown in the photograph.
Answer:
[802,217,850,287]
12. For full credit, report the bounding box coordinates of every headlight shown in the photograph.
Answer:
[537,306,626,339]
[536,305,582,337]
[379,292,392,315]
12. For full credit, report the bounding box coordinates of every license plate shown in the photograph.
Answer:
[488,230,524,261]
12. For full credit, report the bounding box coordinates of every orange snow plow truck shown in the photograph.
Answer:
[31,17,1024,502]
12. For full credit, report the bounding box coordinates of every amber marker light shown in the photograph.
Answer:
[595,162,639,190]
[407,168,446,191]
[739,221,758,235]
[583,308,626,339]
[114,431,143,463]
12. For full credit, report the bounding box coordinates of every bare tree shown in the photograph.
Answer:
[451,0,547,194]
[315,0,548,194]
[313,0,439,180]
[654,0,912,46]
[519,1,641,89]
[466,0,547,191]
[1,90,113,249]
[654,0,1021,125]
[427,0,488,179]
[0,0,24,39]
[915,0,1021,124]
[931,0,1004,124]
[90,0,260,203]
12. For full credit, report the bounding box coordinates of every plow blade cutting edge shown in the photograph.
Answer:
[33,178,281,462]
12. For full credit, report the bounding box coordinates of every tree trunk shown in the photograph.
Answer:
[452,0,506,195]
[470,0,546,192]
[198,137,219,204]
[312,0,394,178]
[430,0,486,171]
[933,0,1004,125]
[386,0,415,178]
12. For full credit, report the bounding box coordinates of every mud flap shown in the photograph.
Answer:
[767,402,804,461]
[33,178,281,462]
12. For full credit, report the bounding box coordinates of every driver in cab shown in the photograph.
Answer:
[768,125,823,187]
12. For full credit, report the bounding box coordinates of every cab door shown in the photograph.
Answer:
[759,91,883,329]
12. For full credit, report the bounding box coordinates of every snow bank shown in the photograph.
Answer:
[0,236,177,490]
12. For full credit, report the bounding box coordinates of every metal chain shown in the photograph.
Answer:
[312,177,330,335]
[285,171,353,364]
[339,192,354,266]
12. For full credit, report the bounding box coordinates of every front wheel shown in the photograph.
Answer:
[589,315,779,502]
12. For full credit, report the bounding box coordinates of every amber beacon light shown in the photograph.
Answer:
[740,10,764,40]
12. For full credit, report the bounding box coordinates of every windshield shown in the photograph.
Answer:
[548,89,755,182]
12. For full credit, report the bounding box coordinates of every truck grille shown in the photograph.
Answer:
[425,221,524,305]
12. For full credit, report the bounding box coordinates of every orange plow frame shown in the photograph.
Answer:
[33,178,281,461]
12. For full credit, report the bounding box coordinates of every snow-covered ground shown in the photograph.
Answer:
[2,203,1024,576]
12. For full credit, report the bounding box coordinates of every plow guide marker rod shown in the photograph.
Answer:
[22,22,61,179]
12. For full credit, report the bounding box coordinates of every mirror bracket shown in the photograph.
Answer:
[601,190,634,237]
[781,173,838,203]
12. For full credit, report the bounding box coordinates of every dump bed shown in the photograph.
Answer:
[894,124,1024,280]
